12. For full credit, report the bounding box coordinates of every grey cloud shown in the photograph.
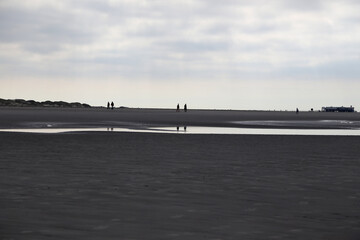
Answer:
[22,43,63,54]
[204,23,232,35]
[72,0,182,20]
[315,59,360,79]
[160,40,230,53]
[38,23,95,43]
[279,0,325,11]
[71,0,115,13]
[0,6,98,53]
[275,58,360,79]
[1,0,359,82]
[241,23,280,34]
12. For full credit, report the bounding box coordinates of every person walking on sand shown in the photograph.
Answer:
[107,102,110,109]
[111,101,114,110]
[176,104,180,112]
[184,104,187,112]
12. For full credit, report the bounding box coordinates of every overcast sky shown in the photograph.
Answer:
[1,0,359,110]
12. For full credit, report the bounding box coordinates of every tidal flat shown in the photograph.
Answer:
[1,107,360,239]
[1,131,360,239]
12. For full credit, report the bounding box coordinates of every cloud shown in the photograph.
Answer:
[0,0,359,83]
[0,6,100,55]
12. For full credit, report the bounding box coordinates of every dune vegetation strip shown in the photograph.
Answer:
[0,98,91,108]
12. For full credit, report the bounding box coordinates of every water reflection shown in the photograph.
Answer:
[232,120,360,129]
[1,126,360,136]
[170,127,360,136]
[175,126,187,133]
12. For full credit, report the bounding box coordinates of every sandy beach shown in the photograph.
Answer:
[1,108,360,239]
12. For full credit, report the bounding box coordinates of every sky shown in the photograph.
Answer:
[0,0,359,110]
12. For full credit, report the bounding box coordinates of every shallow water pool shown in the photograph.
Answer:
[1,126,360,136]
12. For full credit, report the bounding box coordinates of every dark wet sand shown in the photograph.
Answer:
[1,131,360,239]
[1,107,360,129]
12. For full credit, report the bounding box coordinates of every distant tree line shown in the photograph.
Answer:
[0,98,91,108]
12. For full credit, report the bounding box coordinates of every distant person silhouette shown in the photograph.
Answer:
[184,104,187,112]
[296,108,299,114]
[107,102,110,109]
[176,104,180,112]
[111,101,114,110]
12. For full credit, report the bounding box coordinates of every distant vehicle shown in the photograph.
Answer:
[321,106,354,112]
